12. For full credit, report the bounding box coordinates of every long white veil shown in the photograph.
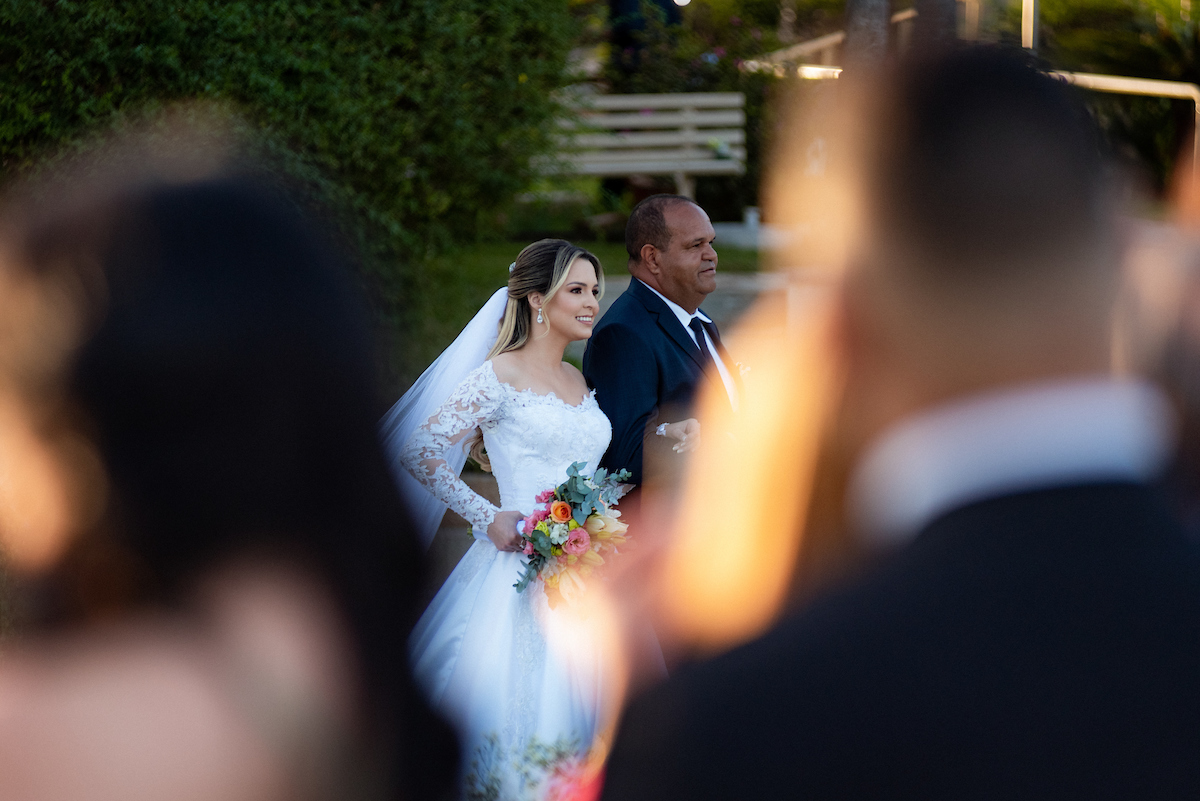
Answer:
[382,287,509,549]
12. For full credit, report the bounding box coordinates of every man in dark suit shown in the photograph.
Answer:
[584,194,739,487]
[601,48,1200,799]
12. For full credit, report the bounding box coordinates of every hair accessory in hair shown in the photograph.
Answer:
[508,261,516,274]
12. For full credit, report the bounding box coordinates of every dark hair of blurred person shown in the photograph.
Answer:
[0,124,457,800]
[602,46,1200,801]
[791,45,1120,602]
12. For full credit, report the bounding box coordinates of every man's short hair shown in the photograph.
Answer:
[625,194,696,263]
[868,46,1111,284]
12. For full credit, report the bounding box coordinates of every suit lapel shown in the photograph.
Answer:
[628,282,733,410]
[659,317,709,374]
[630,280,709,373]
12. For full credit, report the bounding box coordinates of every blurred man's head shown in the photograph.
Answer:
[867,47,1111,286]
[626,194,718,313]
[839,47,1120,446]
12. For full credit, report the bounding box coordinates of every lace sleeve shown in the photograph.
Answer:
[399,366,504,534]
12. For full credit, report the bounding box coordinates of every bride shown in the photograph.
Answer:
[383,239,692,799]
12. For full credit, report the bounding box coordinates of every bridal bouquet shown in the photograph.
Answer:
[514,462,632,609]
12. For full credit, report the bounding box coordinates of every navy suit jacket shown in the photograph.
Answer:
[602,482,1200,799]
[583,279,730,485]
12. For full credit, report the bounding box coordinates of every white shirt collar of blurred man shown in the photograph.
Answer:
[849,377,1175,547]
[636,279,739,411]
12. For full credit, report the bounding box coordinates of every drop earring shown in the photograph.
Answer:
[537,308,543,324]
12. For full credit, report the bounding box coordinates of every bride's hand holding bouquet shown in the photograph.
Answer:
[488,510,528,552]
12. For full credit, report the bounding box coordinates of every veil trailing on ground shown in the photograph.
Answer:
[382,287,509,549]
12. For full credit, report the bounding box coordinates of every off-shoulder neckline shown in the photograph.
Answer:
[481,360,597,410]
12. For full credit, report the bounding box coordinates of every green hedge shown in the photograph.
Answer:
[0,0,578,385]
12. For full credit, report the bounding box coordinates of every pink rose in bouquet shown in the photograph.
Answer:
[522,506,550,535]
[562,528,591,556]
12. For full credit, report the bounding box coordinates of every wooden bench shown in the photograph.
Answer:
[553,92,746,199]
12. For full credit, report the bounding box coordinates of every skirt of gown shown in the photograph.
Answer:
[410,539,605,800]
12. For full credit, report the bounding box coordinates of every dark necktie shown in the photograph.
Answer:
[688,317,716,368]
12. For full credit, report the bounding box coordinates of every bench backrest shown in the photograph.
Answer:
[555,92,747,181]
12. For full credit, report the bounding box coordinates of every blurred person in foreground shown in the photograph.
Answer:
[0,125,456,800]
[1133,175,1200,541]
[1126,234,1200,541]
[602,47,1200,799]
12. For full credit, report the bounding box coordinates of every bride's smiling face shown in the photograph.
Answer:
[534,257,600,342]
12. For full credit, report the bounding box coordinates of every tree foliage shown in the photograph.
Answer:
[1006,0,1200,192]
[0,0,578,383]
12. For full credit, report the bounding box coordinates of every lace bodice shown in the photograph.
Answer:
[400,361,612,537]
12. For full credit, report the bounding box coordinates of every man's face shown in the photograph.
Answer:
[654,202,718,313]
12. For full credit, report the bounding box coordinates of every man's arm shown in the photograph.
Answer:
[584,322,659,486]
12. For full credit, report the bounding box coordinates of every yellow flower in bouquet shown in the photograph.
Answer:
[584,511,628,545]
[557,567,587,605]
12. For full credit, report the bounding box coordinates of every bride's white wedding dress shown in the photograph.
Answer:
[401,360,613,800]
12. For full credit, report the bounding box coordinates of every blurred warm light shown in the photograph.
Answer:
[657,293,836,649]
[761,78,869,280]
[543,585,627,759]
[1111,141,1200,375]
[1114,221,1200,375]
[0,392,109,573]
[0,251,108,572]
[649,75,865,651]
[0,395,73,570]
[797,65,842,80]
[739,62,842,81]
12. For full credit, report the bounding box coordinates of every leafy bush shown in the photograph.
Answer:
[0,0,578,385]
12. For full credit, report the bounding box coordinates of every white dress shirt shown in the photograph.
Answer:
[847,377,1175,547]
[638,279,739,411]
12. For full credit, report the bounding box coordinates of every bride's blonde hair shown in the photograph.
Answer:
[487,239,604,359]
[468,239,603,470]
